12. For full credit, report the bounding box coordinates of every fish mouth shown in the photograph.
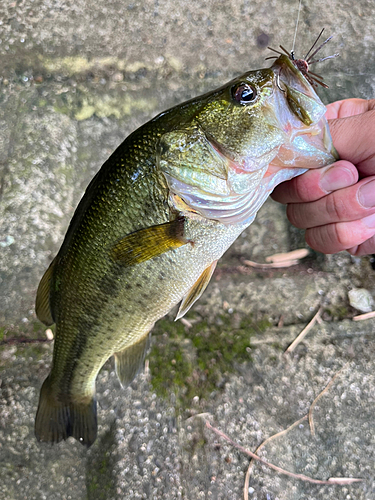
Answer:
[267,54,338,175]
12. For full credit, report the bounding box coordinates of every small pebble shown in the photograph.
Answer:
[348,288,374,313]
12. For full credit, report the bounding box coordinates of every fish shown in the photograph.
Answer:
[34,49,338,447]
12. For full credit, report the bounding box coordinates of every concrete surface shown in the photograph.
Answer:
[1,0,375,499]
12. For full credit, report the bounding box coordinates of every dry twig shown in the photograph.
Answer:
[243,362,354,497]
[0,337,52,346]
[205,421,362,487]
[353,311,375,321]
[265,249,310,263]
[179,317,193,328]
[285,307,323,353]
[244,259,301,269]
[244,416,308,500]
[45,328,54,340]
[244,249,309,269]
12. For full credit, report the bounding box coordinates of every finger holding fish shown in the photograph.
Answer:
[272,95,375,254]
[286,175,375,229]
[305,217,375,254]
[274,163,375,253]
[272,160,358,204]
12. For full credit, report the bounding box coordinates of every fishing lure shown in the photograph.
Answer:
[266,28,339,88]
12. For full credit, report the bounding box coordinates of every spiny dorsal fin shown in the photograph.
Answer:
[111,217,189,266]
[114,332,151,388]
[35,258,56,326]
[176,260,217,320]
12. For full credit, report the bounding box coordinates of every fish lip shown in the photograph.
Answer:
[267,54,338,168]
[271,54,311,89]
[271,54,325,122]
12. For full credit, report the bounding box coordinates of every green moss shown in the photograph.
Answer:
[24,343,50,361]
[149,312,271,409]
[324,305,351,321]
[74,102,96,121]
[43,56,94,76]
[270,342,283,351]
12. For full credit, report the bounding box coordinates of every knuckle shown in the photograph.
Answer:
[305,223,352,254]
[294,174,317,202]
[295,180,310,202]
[286,204,304,228]
[325,193,349,222]
[305,228,322,252]
[333,223,353,249]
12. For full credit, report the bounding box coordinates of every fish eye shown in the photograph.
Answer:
[232,83,257,105]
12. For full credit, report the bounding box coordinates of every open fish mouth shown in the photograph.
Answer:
[267,54,338,174]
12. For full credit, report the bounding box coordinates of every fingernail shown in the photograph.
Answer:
[320,165,355,192]
[358,180,375,208]
[362,213,375,228]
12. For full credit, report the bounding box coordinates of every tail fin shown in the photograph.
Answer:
[35,375,97,447]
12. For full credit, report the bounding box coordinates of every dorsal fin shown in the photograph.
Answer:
[35,258,56,326]
[176,261,217,320]
[114,332,151,388]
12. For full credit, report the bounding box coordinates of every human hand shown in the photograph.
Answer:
[272,98,375,256]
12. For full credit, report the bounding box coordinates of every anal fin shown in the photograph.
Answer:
[35,258,56,326]
[176,260,217,320]
[111,217,189,266]
[114,332,151,388]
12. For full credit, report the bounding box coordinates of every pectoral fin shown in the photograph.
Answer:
[35,258,56,326]
[114,332,151,388]
[176,260,217,320]
[111,217,189,266]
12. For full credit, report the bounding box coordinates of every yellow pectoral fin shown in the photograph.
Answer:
[111,217,189,266]
[35,257,56,326]
[175,260,217,320]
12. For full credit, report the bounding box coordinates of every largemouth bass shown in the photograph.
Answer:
[35,53,337,446]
